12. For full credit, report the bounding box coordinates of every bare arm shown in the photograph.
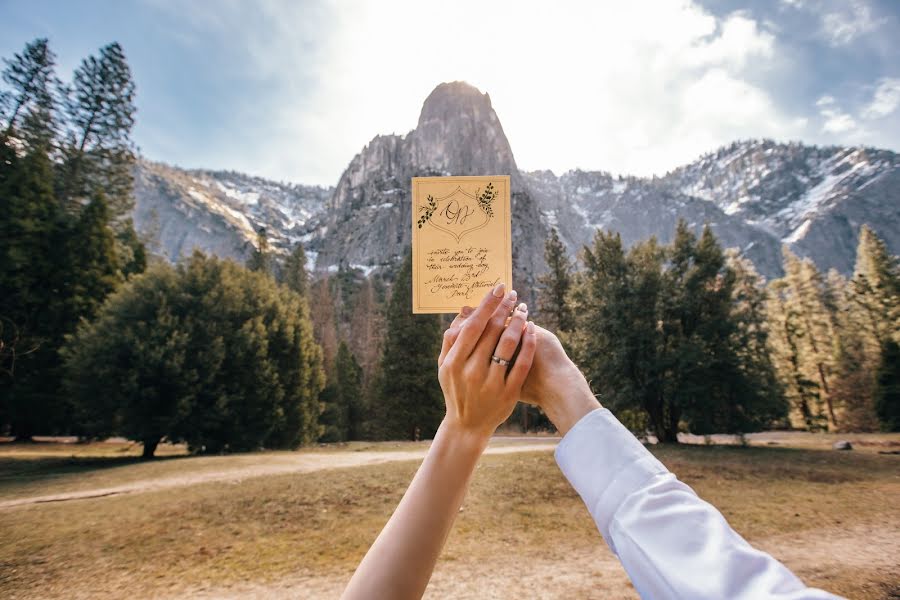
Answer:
[341,284,536,600]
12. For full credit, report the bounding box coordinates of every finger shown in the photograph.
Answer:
[505,321,537,392]
[444,282,507,364]
[487,303,528,382]
[438,306,473,367]
[471,291,519,366]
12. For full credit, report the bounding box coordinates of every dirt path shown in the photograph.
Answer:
[175,522,900,599]
[0,442,557,510]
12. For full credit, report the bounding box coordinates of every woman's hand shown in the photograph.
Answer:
[437,283,537,440]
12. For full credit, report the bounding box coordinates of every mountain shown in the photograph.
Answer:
[526,140,899,278]
[131,83,899,284]
[133,160,331,263]
[303,81,549,299]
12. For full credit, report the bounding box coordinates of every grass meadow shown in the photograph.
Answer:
[0,434,898,599]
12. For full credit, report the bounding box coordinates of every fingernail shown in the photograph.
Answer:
[517,302,527,312]
[506,289,518,303]
[492,282,506,297]
[527,321,535,334]
[460,305,473,316]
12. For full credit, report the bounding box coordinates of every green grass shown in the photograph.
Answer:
[0,443,897,599]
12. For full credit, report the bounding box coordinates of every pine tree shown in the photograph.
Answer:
[282,243,309,297]
[875,340,900,431]
[62,194,122,323]
[850,226,899,353]
[247,228,272,275]
[376,251,443,440]
[0,38,57,140]
[336,341,364,440]
[767,279,828,431]
[63,254,325,457]
[59,42,136,219]
[780,248,839,428]
[574,222,786,442]
[537,227,575,334]
[0,141,66,439]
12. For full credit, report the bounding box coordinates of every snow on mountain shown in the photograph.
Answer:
[131,92,898,281]
[133,160,332,263]
[526,140,899,278]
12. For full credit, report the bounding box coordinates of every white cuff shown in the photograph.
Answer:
[554,407,669,553]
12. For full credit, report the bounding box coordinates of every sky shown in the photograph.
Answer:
[1,0,898,186]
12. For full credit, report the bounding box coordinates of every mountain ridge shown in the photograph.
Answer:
[132,82,900,282]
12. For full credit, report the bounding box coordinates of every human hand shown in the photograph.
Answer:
[436,283,537,441]
[519,325,601,435]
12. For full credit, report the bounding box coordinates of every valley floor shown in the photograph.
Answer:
[0,433,898,599]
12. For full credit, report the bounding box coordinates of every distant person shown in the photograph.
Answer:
[341,285,841,599]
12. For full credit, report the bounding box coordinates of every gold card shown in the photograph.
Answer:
[411,175,512,314]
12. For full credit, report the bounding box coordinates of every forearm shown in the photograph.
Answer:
[556,409,840,599]
[537,362,601,436]
[341,419,488,600]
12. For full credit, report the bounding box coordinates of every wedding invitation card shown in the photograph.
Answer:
[411,175,512,313]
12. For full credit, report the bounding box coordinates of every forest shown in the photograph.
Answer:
[1,38,898,458]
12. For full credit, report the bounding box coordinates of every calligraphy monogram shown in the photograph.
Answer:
[417,182,498,243]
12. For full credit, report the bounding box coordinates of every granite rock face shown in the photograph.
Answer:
[133,160,331,263]
[527,140,899,278]
[308,81,549,302]
[132,84,899,285]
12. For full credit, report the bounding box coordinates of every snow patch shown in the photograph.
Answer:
[350,263,377,276]
[783,219,812,244]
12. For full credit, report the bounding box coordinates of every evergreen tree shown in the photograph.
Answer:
[63,254,325,457]
[875,340,900,431]
[62,194,122,323]
[59,42,136,218]
[850,226,899,353]
[770,248,839,429]
[0,38,57,141]
[317,339,365,443]
[376,251,443,440]
[767,279,828,430]
[537,227,575,334]
[572,230,664,437]
[573,222,786,442]
[0,141,66,439]
[282,243,309,296]
[330,341,366,441]
[247,227,272,275]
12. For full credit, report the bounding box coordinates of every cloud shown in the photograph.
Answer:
[282,0,800,180]
[816,95,858,134]
[862,78,900,119]
[819,0,884,47]
[128,0,895,185]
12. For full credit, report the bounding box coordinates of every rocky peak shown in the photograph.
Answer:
[409,80,517,176]
[309,81,548,300]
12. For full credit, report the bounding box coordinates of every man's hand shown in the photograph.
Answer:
[519,325,603,435]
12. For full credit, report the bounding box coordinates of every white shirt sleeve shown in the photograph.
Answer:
[554,408,843,600]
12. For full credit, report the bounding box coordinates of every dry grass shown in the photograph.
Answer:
[0,442,897,599]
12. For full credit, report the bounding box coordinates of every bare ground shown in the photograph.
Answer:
[0,442,557,510]
[172,522,900,599]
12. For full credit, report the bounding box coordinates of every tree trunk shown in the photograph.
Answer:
[141,437,160,459]
[11,420,35,443]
